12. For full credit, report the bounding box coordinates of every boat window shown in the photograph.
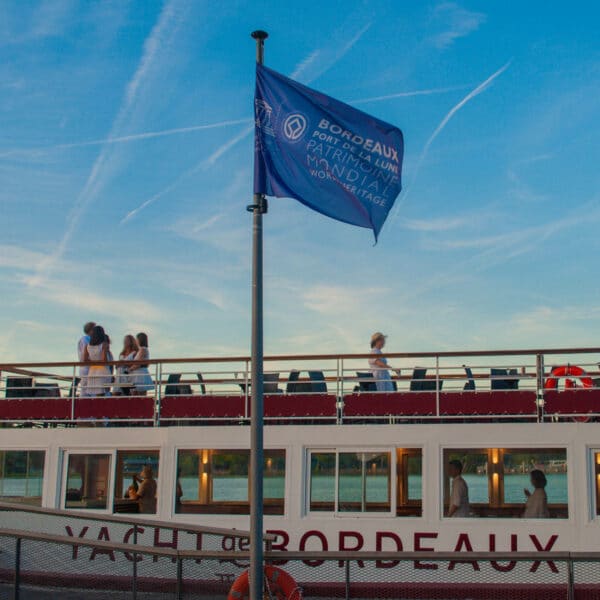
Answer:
[0,450,45,506]
[310,449,419,515]
[397,449,422,516]
[113,450,159,514]
[443,448,568,518]
[175,449,285,515]
[65,454,111,510]
[594,452,600,517]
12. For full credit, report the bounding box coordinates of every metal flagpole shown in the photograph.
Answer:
[249,28,268,600]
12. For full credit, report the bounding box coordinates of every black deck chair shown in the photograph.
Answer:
[165,373,181,395]
[263,372,281,394]
[463,366,476,391]
[491,368,517,390]
[5,377,34,398]
[68,377,81,398]
[356,372,377,392]
[308,370,328,393]
[196,373,207,395]
[410,368,427,391]
[34,382,61,397]
[286,370,300,394]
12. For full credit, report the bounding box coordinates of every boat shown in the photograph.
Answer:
[1,346,600,597]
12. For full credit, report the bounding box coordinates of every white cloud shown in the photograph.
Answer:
[303,284,386,315]
[400,216,469,232]
[429,3,486,49]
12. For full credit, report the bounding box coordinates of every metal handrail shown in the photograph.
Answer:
[2,345,600,369]
[0,501,276,542]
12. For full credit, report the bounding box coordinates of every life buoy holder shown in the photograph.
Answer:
[228,565,303,600]
[544,365,593,390]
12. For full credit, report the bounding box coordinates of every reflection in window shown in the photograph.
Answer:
[0,450,45,506]
[114,451,159,514]
[310,453,335,511]
[176,449,285,514]
[65,454,111,510]
[310,449,420,515]
[443,448,568,518]
[595,453,600,517]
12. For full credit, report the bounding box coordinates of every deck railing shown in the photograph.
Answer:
[1,525,598,599]
[1,346,599,424]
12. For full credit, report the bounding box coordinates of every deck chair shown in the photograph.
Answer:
[5,377,34,398]
[410,368,427,391]
[308,371,327,393]
[263,373,281,394]
[196,373,207,395]
[355,372,377,392]
[491,368,519,390]
[165,374,192,396]
[286,370,300,394]
[34,382,61,397]
[463,366,476,391]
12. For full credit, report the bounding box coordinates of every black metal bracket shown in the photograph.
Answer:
[246,197,268,214]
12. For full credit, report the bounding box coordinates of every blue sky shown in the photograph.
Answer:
[1,0,599,363]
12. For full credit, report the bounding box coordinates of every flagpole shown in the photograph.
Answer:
[249,28,268,600]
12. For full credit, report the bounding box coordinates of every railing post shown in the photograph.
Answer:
[435,355,440,418]
[344,559,350,600]
[567,557,574,600]
[536,353,545,423]
[70,365,76,423]
[244,359,250,420]
[132,524,138,600]
[13,537,21,600]
[176,556,183,600]
[154,362,162,427]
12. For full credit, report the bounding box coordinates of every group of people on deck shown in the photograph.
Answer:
[77,322,153,396]
[448,459,550,518]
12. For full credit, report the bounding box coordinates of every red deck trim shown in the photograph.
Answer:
[0,398,71,420]
[261,393,337,418]
[159,395,245,419]
[74,396,154,420]
[343,392,436,416]
[544,389,600,414]
[439,391,537,416]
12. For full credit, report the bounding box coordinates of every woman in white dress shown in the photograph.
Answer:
[523,469,550,518]
[83,326,112,396]
[114,335,138,395]
[128,332,154,395]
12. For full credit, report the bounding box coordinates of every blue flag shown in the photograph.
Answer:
[254,64,403,240]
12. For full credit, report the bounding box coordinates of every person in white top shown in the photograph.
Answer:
[368,332,400,392]
[83,325,112,397]
[77,322,95,396]
[523,469,550,518]
[127,332,154,395]
[448,459,470,517]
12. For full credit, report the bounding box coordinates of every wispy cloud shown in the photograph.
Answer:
[30,0,185,285]
[0,118,251,159]
[121,21,371,224]
[351,84,469,105]
[429,2,486,49]
[303,284,386,315]
[391,60,511,225]
[399,216,469,232]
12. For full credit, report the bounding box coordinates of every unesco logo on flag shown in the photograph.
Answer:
[282,113,308,142]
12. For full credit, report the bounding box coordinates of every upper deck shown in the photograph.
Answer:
[1,346,599,426]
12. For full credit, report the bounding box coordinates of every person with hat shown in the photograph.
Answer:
[368,332,399,392]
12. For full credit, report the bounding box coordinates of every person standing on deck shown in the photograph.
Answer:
[77,322,95,396]
[448,459,470,517]
[368,332,399,392]
[132,465,157,514]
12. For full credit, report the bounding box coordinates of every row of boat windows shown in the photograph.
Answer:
[0,447,580,518]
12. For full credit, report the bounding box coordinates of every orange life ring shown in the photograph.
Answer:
[228,566,302,600]
[544,365,593,390]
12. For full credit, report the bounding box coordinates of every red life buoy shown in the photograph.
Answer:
[544,365,593,390]
[228,566,302,600]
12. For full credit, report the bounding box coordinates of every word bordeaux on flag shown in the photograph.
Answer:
[254,63,404,240]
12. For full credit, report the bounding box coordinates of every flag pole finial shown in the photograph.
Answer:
[251,30,268,41]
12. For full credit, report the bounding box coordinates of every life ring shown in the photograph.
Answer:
[228,565,302,600]
[544,365,593,390]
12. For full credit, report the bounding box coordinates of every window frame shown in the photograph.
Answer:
[0,448,46,506]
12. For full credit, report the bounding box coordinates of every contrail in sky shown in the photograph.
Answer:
[351,84,469,105]
[0,118,251,158]
[29,0,184,285]
[389,61,511,225]
[121,22,372,224]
